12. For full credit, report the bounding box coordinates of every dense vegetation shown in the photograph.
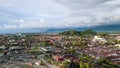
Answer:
[59,29,97,36]
[60,58,120,68]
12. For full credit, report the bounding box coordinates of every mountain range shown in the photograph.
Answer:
[1,24,120,34]
[45,24,120,32]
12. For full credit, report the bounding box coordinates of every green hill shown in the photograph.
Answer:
[59,29,97,36]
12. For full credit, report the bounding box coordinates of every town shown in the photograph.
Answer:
[0,29,120,68]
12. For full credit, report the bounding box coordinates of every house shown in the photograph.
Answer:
[9,48,22,54]
[9,43,21,50]
[92,36,107,43]
[115,36,120,41]
[0,53,4,57]
[0,45,6,49]
[0,45,6,57]
[8,43,23,55]
[52,54,64,61]
[40,47,52,53]
[114,44,120,48]
[0,49,4,57]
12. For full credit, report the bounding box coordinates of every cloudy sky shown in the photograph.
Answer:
[0,0,120,33]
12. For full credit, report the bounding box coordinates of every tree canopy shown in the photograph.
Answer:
[59,29,97,36]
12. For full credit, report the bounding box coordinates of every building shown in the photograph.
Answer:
[92,36,107,43]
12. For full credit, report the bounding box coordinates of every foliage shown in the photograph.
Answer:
[0,49,4,53]
[67,48,76,55]
[41,40,50,46]
[59,60,70,68]
[60,60,80,68]
[98,32,108,37]
[95,58,120,68]
[59,29,97,36]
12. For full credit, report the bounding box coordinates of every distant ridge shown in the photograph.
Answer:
[1,24,120,34]
[46,24,120,32]
[91,24,120,32]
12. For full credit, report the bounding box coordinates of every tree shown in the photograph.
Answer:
[59,29,97,36]
[60,60,70,68]
[95,58,120,68]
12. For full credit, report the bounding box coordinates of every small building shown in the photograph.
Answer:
[0,45,6,49]
[40,47,52,53]
[52,54,64,61]
[92,36,107,43]
[114,44,120,48]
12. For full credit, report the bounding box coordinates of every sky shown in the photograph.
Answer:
[0,0,120,33]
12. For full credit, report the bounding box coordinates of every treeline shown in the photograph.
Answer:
[59,29,97,36]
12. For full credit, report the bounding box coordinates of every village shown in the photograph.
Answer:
[0,30,120,68]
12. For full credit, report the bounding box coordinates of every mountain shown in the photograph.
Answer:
[1,24,120,34]
[91,24,120,32]
[46,24,120,32]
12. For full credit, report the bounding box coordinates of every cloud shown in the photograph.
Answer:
[4,24,17,29]
[54,0,120,25]
[0,0,120,32]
